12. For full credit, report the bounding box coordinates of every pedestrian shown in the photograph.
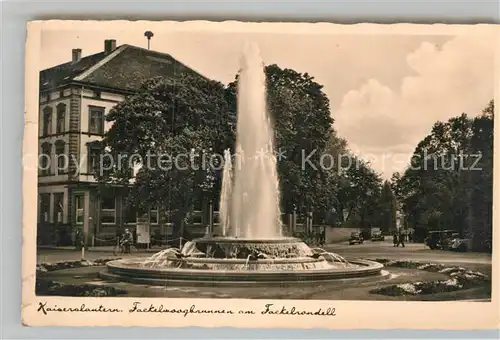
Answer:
[397,230,405,248]
[393,232,398,247]
[120,228,134,253]
[74,228,83,250]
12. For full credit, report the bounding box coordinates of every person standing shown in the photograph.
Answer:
[393,232,398,247]
[120,229,134,253]
[397,230,405,247]
[74,228,83,250]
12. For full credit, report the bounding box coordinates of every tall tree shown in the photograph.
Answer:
[469,100,494,251]
[379,181,398,233]
[332,156,382,227]
[97,75,235,237]
[394,101,493,249]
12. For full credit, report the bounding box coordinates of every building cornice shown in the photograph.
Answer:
[40,81,135,97]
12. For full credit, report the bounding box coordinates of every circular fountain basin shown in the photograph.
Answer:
[101,258,386,287]
[100,237,387,287]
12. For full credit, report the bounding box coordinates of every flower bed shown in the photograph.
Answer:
[36,258,118,274]
[370,259,490,296]
[36,279,127,297]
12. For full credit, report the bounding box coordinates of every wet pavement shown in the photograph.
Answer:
[323,241,492,264]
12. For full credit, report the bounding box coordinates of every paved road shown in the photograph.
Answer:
[36,249,150,264]
[37,240,491,265]
[324,240,492,264]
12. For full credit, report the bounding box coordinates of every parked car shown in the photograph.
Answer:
[441,233,459,250]
[371,231,385,241]
[449,236,472,252]
[424,230,455,250]
[349,232,364,245]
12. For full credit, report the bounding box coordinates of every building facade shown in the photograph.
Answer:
[37,39,212,246]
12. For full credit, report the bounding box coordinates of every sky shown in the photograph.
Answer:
[40,25,495,179]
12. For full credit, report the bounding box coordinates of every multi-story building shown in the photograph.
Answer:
[37,39,212,246]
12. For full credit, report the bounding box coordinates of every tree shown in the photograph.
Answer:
[469,100,493,251]
[327,153,382,228]
[393,101,493,249]
[97,74,235,238]
[379,181,397,233]
[312,132,348,225]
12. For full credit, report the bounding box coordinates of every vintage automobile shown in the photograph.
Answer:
[424,230,455,250]
[348,231,364,245]
[371,231,385,241]
[449,236,472,252]
[440,232,459,250]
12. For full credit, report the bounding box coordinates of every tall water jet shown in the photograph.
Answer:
[228,42,282,239]
[219,149,233,237]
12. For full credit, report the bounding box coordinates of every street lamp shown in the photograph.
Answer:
[144,31,154,50]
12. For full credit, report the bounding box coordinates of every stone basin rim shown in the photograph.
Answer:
[105,258,384,275]
[99,269,391,287]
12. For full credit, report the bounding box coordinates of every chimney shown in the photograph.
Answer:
[72,48,82,62]
[104,39,117,54]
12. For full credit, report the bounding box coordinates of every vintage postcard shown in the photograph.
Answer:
[22,21,499,329]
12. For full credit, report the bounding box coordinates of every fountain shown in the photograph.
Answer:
[101,42,385,287]
[219,149,232,237]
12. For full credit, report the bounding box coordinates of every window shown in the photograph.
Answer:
[124,205,138,224]
[39,194,51,223]
[163,209,173,226]
[53,193,64,223]
[75,195,84,224]
[56,103,66,133]
[87,145,101,174]
[192,210,202,225]
[89,106,104,134]
[100,195,116,224]
[213,211,220,225]
[55,141,66,173]
[150,205,159,224]
[42,106,53,136]
[40,143,52,175]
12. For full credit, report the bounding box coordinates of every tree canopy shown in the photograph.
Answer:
[97,74,235,235]
[393,100,493,250]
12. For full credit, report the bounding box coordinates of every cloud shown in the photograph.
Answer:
[334,34,495,178]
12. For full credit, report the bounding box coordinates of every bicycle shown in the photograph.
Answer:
[113,243,138,256]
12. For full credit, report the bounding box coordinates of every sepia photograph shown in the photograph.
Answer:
[22,21,498,328]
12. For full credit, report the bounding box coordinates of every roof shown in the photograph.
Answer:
[39,44,208,93]
[40,52,107,92]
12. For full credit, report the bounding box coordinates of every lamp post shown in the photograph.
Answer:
[144,31,154,50]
